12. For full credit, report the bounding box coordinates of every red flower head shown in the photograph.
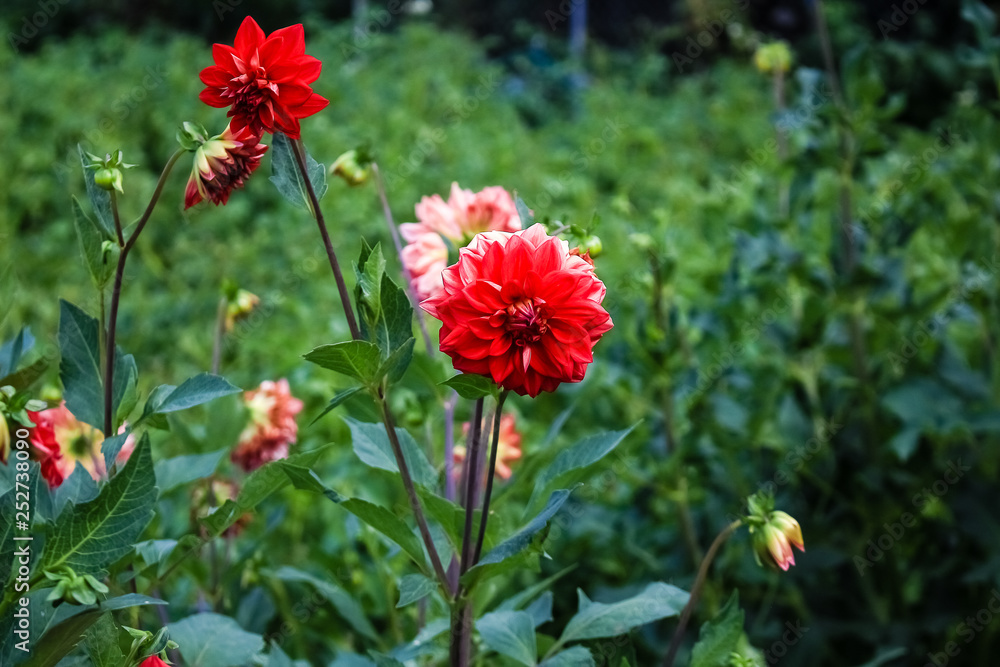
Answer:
[455,413,523,482]
[27,402,135,488]
[199,16,329,140]
[423,224,613,397]
[139,656,169,667]
[231,379,304,472]
[184,123,268,209]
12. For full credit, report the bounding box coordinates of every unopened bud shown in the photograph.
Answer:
[745,491,804,572]
[753,41,793,74]
[330,149,372,186]
[225,289,260,332]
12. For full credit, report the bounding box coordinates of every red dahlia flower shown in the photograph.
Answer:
[139,656,169,667]
[184,124,268,209]
[199,16,329,140]
[231,379,303,471]
[423,224,613,397]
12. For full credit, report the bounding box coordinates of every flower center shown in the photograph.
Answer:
[231,67,277,116]
[503,297,548,346]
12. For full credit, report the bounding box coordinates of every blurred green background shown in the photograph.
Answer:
[3,0,1000,665]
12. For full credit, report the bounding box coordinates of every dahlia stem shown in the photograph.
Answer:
[103,149,183,436]
[377,390,452,594]
[211,296,227,375]
[372,162,435,357]
[473,391,509,564]
[459,399,485,572]
[662,520,743,667]
[110,189,125,247]
[290,137,361,341]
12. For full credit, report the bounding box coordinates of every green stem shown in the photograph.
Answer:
[377,390,451,594]
[661,520,742,667]
[103,149,184,437]
[211,296,227,375]
[472,391,508,564]
[289,137,360,341]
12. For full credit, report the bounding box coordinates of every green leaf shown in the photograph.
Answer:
[0,326,33,378]
[463,489,573,587]
[58,300,104,431]
[354,244,415,373]
[515,195,535,227]
[372,274,414,362]
[144,373,241,414]
[41,433,157,574]
[441,374,500,400]
[79,145,115,237]
[100,432,131,474]
[23,595,166,667]
[170,613,265,667]
[155,450,227,495]
[396,573,437,608]
[310,386,363,426]
[200,446,330,536]
[691,591,745,667]
[341,497,428,571]
[112,349,138,429]
[72,196,116,289]
[477,610,537,666]
[304,341,383,385]
[269,132,327,210]
[496,566,576,614]
[356,241,386,326]
[527,426,635,513]
[525,591,554,627]
[84,613,125,667]
[345,417,438,487]
[272,566,378,641]
[279,462,346,503]
[557,582,690,644]
[52,464,100,516]
[0,357,48,391]
[378,338,415,384]
[539,647,595,667]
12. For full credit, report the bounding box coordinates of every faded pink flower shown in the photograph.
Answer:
[454,413,523,483]
[27,402,135,488]
[231,379,303,471]
[400,183,522,300]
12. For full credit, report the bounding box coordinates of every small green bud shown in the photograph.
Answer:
[579,235,603,258]
[330,148,373,186]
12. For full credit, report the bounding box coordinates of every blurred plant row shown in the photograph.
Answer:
[1,0,1000,664]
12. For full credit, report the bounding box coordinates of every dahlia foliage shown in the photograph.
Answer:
[0,13,806,667]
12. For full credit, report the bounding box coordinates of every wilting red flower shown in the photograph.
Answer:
[184,124,268,209]
[199,16,329,140]
[27,402,135,488]
[455,413,523,482]
[139,656,169,667]
[401,183,522,300]
[423,224,613,397]
[231,379,303,472]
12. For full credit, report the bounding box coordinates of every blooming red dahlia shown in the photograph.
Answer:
[199,16,329,140]
[423,224,613,397]
[231,379,303,472]
[184,124,268,209]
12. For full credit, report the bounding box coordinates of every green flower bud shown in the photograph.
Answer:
[44,567,110,606]
[330,149,372,186]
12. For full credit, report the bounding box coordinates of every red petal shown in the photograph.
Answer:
[212,43,241,71]
[199,88,231,108]
[235,16,266,55]
[257,35,286,70]
[268,24,306,56]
